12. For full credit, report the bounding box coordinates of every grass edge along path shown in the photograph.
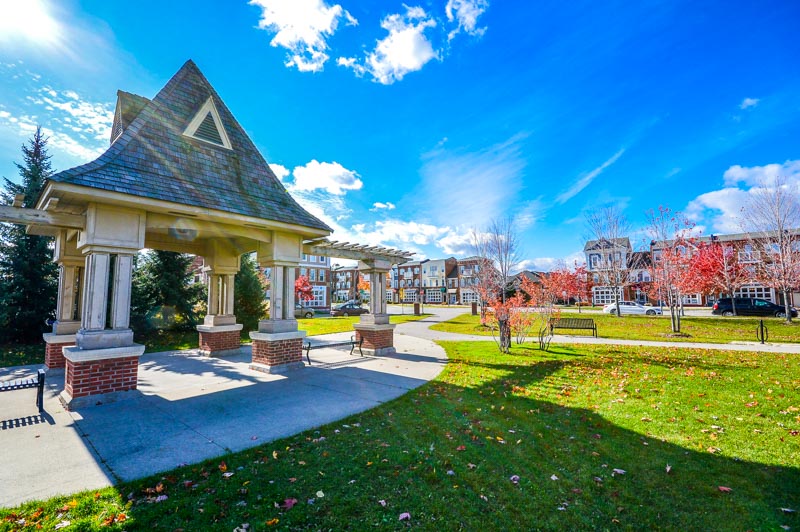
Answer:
[431,311,800,344]
[1,341,797,530]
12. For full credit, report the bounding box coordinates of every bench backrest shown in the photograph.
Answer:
[551,318,595,327]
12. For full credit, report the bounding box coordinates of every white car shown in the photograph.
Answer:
[602,301,662,316]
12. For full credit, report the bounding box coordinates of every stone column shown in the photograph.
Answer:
[197,269,243,356]
[45,232,84,369]
[250,262,305,373]
[61,248,143,409]
[354,260,396,356]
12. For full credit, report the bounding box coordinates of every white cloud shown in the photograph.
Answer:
[370,201,396,211]
[438,229,474,255]
[0,74,114,162]
[338,6,438,85]
[290,160,362,195]
[250,0,356,72]
[269,163,290,182]
[723,160,800,187]
[686,160,800,234]
[417,133,528,228]
[556,148,625,204]
[445,0,489,40]
[739,97,759,110]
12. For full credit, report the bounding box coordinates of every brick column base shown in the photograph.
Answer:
[60,344,145,409]
[249,331,306,374]
[43,333,77,370]
[197,324,244,356]
[353,323,396,356]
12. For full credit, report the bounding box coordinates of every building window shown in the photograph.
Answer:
[319,256,326,264]
[319,270,325,282]
[300,267,307,277]
[592,286,622,305]
[735,285,775,302]
[310,269,317,282]
[309,286,326,307]
[427,289,442,303]
[302,254,307,261]
[310,255,317,262]
[460,290,479,304]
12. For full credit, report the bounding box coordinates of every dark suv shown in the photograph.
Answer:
[712,297,797,318]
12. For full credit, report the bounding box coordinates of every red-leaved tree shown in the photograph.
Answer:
[295,275,313,303]
[683,241,752,315]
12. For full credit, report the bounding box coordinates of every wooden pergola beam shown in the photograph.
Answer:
[0,206,85,230]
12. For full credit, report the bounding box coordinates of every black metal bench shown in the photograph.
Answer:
[549,317,597,337]
[303,336,364,364]
[0,369,45,411]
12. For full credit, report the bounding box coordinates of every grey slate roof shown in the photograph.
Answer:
[48,60,331,233]
[583,237,631,252]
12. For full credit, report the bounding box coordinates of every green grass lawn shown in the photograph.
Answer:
[0,343,44,368]
[298,313,429,336]
[2,341,797,530]
[431,311,800,344]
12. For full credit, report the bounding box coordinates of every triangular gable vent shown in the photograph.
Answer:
[183,97,232,149]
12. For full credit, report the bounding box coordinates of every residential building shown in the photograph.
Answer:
[397,260,426,302]
[297,253,331,310]
[332,264,360,303]
[456,256,484,304]
[584,237,631,305]
[421,257,457,304]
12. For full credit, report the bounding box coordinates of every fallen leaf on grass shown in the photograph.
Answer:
[316,490,325,498]
[218,462,227,473]
[510,475,520,484]
[55,521,71,530]
[378,499,387,507]
[468,463,477,469]
[399,512,411,521]
[281,498,298,510]
[665,464,672,474]
[612,469,626,476]
[779,508,795,513]
[266,518,279,526]
[718,486,733,492]
[550,474,559,481]
[222,472,234,479]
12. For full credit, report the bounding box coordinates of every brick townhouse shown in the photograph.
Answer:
[586,230,800,306]
[296,253,331,310]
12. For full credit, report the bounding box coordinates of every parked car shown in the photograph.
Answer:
[295,304,315,319]
[711,297,797,318]
[330,302,369,317]
[602,301,662,316]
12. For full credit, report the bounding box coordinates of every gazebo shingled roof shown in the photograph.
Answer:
[45,60,330,233]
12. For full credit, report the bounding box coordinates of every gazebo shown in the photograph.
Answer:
[2,60,411,408]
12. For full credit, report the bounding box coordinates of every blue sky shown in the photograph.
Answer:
[1,0,799,270]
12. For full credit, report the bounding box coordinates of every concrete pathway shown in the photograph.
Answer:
[0,333,445,507]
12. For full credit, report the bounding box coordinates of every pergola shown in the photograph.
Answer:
[0,60,411,408]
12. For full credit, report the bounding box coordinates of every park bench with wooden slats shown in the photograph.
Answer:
[0,369,45,411]
[549,317,597,337]
[303,335,364,365]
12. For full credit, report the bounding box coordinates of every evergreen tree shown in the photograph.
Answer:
[234,253,267,331]
[0,127,58,343]
[130,251,204,330]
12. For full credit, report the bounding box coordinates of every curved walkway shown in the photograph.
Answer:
[392,305,800,354]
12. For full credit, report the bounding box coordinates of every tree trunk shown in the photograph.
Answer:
[784,289,793,324]
[499,319,511,353]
